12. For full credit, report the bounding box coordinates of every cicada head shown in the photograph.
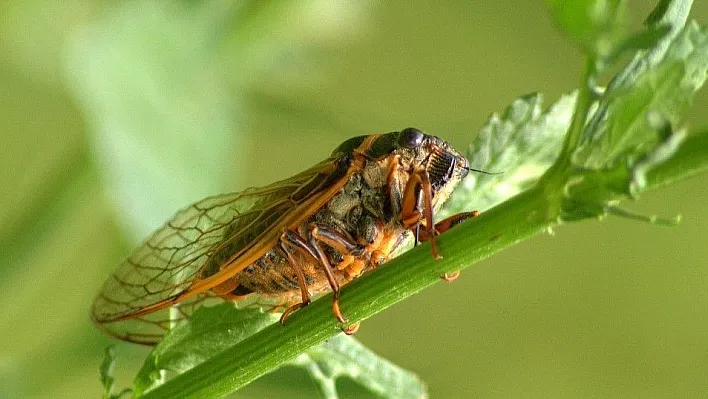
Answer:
[393,127,470,210]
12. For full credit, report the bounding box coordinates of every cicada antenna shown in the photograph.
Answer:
[462,166,504,175]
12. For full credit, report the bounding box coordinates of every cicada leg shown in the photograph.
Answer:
[417,210,480,281]
[310,225,364,257]
[400,167,439,258]
[342,322,361,335]
[278,225,363,326]
[278,235,314,324]
[308,224,375,330]
[307,225,348,324]
[400,164,480,275]
[441,270,461,282]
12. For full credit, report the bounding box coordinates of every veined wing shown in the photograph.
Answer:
[91,156,344,343]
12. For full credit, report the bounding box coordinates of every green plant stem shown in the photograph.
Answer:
[551,57,596,171]
[141,129,708,399]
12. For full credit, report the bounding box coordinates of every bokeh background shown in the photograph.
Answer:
[2,1,707,398]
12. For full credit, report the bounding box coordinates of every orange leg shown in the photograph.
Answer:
[416,210,479,242]
[308,225,355,324]
[418,170,438,257]
[400,170,423,230]
[278,225,365,325]
[278,233,315,325]
[311,225,364,256]
[342,322,361,335]
[400,168,440,257]
[416,210,480,282]
[442,270,461,282]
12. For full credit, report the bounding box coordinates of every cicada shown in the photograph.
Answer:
[92,128,478,344]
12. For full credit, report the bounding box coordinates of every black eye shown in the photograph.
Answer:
[398,127,425,149]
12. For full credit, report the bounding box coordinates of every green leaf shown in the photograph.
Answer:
[574,22,708,173]
[287,335,426,399]
[647,127,708,189]
[604,25,671,66]
[544,5,708,222]
[645,0,673,26]
[100,346,131,399]
[606,0,692,93]
[99,346,116,398]
[134,304,278,396]
[440,92,575,217]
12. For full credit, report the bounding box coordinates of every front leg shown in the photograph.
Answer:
[400,167,440,257]
[416,210,479,242]
[417,210,480,281]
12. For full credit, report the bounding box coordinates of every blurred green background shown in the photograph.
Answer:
[2,1,708,398]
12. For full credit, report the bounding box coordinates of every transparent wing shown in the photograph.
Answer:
[92,157,340,344]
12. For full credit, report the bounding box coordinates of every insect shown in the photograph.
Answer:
[92,128,479,344]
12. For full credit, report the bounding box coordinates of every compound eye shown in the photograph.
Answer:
[398,127,425,149]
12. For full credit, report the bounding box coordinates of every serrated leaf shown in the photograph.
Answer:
[288,334,426,399]
[440,93,575,217]
[606,0,692,93]
[133,304,278,396]
[574,22,708,171]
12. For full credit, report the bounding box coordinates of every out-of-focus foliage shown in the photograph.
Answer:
[2,1,708,398]
[546,0,627,58]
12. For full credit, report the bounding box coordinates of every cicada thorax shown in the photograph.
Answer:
[210,152,411,305]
